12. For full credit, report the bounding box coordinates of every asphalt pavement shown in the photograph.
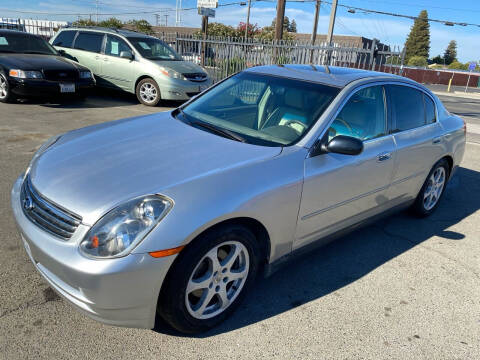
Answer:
[0,91,479,360]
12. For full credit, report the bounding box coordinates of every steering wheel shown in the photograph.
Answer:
[334,118,353,132]
[283,119,308,134]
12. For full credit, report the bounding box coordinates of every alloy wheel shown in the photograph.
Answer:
[0,75,7,99]
[139,82,158,104]
[185,241,249,320]
[423,166,446,211]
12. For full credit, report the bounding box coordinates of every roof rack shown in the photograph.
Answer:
[65,25,120,33]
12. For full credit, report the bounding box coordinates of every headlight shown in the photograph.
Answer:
[9,69,44,79]
[25,134,62,177]
[79,71,92,79]
[159,67,186,80]
[80,195,173,259]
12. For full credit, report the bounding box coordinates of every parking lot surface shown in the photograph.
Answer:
[0,91,479,359]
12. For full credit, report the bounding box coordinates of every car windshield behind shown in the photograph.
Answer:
[179,72,340,146]
[127,37,181,60]
[0,32,57,55]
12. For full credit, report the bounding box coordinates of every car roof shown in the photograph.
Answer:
[60,26,152,38]
[0,29,33,36]
[245,65,411,88]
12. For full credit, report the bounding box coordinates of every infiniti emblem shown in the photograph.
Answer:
[23,196,34,211]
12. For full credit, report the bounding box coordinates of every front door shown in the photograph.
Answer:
[295,85,396,248]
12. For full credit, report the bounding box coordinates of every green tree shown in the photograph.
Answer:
[126,19,153,35]
[448,60,467,70]
[443,40,457,65]
[98,17,123,29]
[407,56,428,67]
[430,54,444,65]
[72,18,96,27]
[289,19,297,33]
[404,10,430,62]
[194,22,237,37]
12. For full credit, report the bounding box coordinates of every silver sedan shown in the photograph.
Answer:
[11,65,466,334]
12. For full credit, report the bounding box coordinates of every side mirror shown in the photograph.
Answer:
[120,51,134,60]
[310,135,363,157]
[326,135,363,155]
[58,49,66,56]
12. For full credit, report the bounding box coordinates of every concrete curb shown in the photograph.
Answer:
[432,90,480,100]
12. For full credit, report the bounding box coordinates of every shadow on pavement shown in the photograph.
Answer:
[15,87,184,109]
[153,166,480,337]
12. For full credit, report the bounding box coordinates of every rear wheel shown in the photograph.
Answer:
[136,78,161,106]
[0,73,14,103]
[158,224,261,334]
[411,159,449,217]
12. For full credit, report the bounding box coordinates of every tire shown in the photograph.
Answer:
[158,224,262,334]
[0,73,15,103]
[136,78,161,106]
[411,159,450,217]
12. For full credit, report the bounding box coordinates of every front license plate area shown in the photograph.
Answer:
[60,83,75,93]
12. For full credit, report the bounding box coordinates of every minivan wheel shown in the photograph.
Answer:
[136,78,161,106]
[411,159,449,217]
[0,73,14,103]
[158,224,261,334]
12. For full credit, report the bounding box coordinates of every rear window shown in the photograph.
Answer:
[74,32,104,53]
[388,85,427,132]
[52,30,77,48]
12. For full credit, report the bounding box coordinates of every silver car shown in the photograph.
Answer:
[11,65,466,334]
[50,27,212,106]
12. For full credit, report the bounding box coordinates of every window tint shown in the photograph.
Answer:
[389,85,426,132]
[73,32,104,53]
[424,94,436,124]
[52,31,76,48]
[328,86,386,141]
[105,35,132,57]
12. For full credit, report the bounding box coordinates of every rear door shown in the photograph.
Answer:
[295,84,396,248]
[99,35,137,91]
[385,84,445,203]
[71,31,105,76]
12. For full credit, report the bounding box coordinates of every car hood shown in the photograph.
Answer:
[0,53,86,71]
[149,59,206,74]
[30,112,281,225]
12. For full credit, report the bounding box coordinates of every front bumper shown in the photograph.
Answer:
[11,175,176,329]
[158,78,213,100]
[8,77,95,97]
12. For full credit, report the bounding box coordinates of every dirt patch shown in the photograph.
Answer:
[6,133,50,143]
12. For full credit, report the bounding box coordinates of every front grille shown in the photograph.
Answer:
[43,70,78,81]
[183,72,207,82]
[21,176,82,240]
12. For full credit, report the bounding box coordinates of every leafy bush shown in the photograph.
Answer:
[448,61,468,70]
[407,56,428,67]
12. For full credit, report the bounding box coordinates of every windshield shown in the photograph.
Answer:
[0,32,57,55]
[127,37,181,60]
[178,72,340,147]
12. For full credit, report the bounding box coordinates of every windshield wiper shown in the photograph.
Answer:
[23,51,51,55]
[177,108,246,143]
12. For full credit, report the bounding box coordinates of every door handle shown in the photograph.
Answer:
[95,55,100,60]
[103,58,108,62]
[377,152,392,162]
[432,137,442,144]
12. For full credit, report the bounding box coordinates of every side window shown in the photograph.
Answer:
[52,31,76,48]
[328,85,386,141]
[105,35,132,57]
[388,85,426,132]
[73,32,104,53]
[424,94,436,124]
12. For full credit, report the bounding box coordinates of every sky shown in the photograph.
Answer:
[1,0,479,62]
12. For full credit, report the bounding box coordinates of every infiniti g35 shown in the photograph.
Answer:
[11,65,466,333]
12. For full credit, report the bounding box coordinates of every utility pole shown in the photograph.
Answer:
[154,14,160,26]
[310,0,321,63]
[274,0,286,41]
[244,0,252,40]
[164,14,169,27]
[95,0,99,23]
[201,15,209,66]
[326,0,338,64]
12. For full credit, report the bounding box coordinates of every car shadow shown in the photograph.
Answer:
[16,87,184,109]
[153,166,480,337]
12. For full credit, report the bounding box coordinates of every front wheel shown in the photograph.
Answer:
[158,224,261,334]
[411,159,449,217]
[0,73,15,103]
[136,78,161,106]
